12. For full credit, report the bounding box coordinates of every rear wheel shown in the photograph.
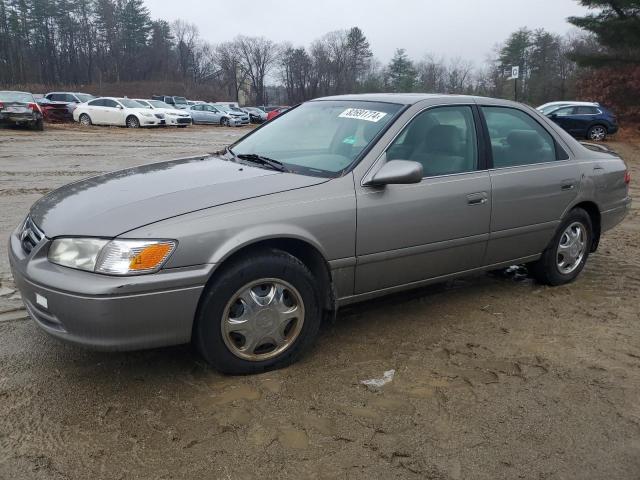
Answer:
[529,208,592,286]
[126,115,140,128]
[587,124,607,141]
[79,114,91,127]
[194,249,322,374]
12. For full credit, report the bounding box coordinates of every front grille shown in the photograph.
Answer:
[177,117,191,124]
[20,216,45,254]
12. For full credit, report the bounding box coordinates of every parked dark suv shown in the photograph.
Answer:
[546,104,618,141]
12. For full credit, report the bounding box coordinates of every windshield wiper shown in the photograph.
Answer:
[236,153,287,172]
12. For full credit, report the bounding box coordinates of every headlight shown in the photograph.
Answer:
[48,238,176,275]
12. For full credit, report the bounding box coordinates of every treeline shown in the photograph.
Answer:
[1,0,638,118]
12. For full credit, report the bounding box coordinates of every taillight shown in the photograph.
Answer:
[28,102,41,113]
[0,102,4,110]
[624,170,631,184]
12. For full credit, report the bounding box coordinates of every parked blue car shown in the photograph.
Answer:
[546,104,618,141]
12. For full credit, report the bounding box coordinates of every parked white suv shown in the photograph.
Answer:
[73,97,165,128]
[134,99,192,127]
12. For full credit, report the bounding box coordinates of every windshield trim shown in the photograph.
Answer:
[228,100,407,178]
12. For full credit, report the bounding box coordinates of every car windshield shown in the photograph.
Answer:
[76,93,95,103]
[134,100,153,109]
[149,100,172,109]
[215,105,231,112]
[119,98,145,108]
[231,100,403,177]
[0,91,33,103]
[174,97,187,105]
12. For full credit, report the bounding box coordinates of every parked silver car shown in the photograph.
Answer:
[189,103,249,126]
[9,94,631,374]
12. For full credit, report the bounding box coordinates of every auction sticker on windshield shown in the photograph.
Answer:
[339,108,387,122]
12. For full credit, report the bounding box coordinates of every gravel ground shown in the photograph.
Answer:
[0,123,638,479]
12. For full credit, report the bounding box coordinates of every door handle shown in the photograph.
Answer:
[561,183,575,191]
[593,164,604,171]
[467,192,488,206]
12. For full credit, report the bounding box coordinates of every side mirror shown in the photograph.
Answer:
[365,159,423,186]
[117,105,123,109]
[548,113,557,119]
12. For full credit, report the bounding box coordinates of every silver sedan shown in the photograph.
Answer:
[9,94,632,374]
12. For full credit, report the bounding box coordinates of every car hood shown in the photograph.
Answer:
[30,155,327,238]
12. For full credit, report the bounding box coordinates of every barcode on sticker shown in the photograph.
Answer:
[339,108,387,122]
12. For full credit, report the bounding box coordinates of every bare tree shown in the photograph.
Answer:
[236,35,279,106]
[214,41,247,102]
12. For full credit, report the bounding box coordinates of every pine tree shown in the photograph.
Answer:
[568,0,640,65]
[386,48,416,92]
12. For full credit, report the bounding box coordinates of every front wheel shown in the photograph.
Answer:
[194,249,322,374]
[79,114,92,127]
[221,117,230,127]
[31,118,44,131]
[529,208,592,286]
[587,125,607,141]
[126,115,140,128]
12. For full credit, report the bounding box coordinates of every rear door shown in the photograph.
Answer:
[480,105,579,265]
[355,104,491,293]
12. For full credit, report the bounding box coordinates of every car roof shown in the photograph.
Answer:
[312,93,480,105]
[0,90,32,95]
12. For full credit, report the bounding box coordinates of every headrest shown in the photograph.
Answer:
[507,130,543,150]
[425,125,461,153]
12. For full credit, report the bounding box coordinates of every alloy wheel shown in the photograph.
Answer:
[556,221,587,274]
[221,278,305,361]
[589,126,606,141]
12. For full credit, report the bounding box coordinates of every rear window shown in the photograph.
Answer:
[0,91,33,103]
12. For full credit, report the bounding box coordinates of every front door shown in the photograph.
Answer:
[481,106,579,265]
[355,105,491,294]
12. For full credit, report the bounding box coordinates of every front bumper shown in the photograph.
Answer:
[8,226,213,350]
[167,116,192,126]
[140,117,162,127]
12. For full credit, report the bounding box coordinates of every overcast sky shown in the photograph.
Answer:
[144,0,588,63]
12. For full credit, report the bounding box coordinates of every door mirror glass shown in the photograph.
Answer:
[367,160,423,186]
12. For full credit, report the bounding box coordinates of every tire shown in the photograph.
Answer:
[529,208,592,286]
[178,125,188,128]
[31,118,44,131]
[221,117,230,127]
[79,114,92,127]
[194,248,322,374]
[587,124,607,141]
[126,115,140,128]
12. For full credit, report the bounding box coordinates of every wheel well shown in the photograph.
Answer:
[209,238,335,312]
[573,201,601,252]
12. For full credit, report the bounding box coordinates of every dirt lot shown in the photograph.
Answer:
[0,124,639,479]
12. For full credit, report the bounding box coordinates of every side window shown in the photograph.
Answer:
[65,94,77,102]
[192,105,201,111]
[482,107,556,168]
[576,106,598,115]
[103,99,118,108]
[553,106,575,116]
[88,99,103,107]
[387,105,478,177]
